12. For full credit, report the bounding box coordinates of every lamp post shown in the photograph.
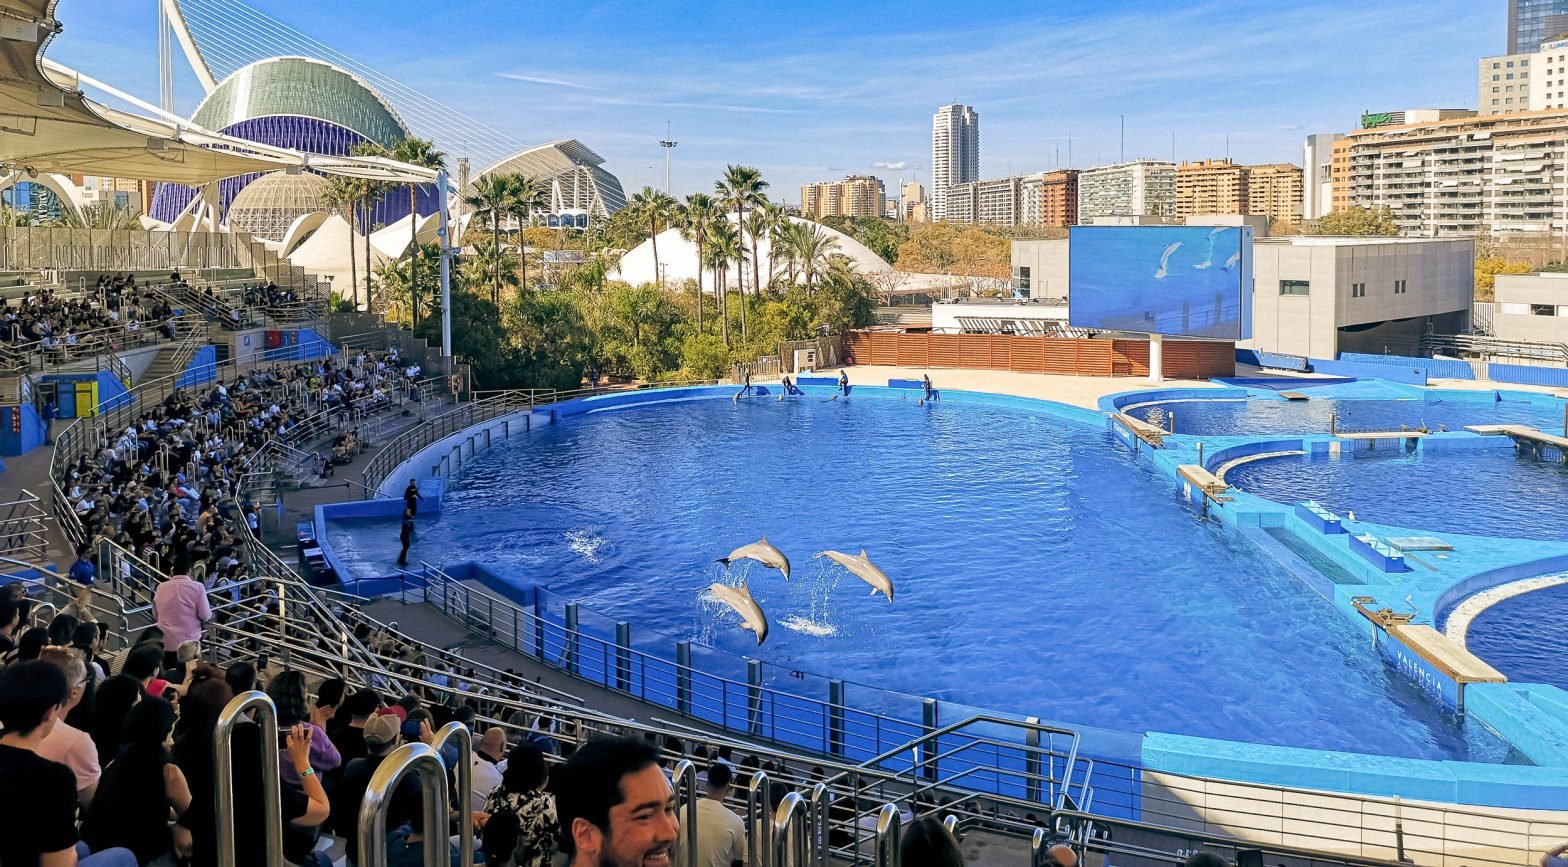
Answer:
[660,124,678,195]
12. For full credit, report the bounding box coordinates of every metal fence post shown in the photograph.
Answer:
[532,595,545,659]
[1025,716,1043,804]
[748,659,764,736]
[564,602,579,675]
[615,621,631,691]
[214,691,283,867]
[920,699,938,782]
[357,743,449,867]
[747,772,773,867]
[873,804,902,867]
[828,680,846,756]
[671,760,699,867]
[676,640,692,714]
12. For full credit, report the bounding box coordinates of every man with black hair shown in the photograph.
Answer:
[692,762,746,867]
[120,643,166,698]
[555,735,678,867]
[328,687,383,770]
[0,660,135,867]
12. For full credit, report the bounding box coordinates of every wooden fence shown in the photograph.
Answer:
[844,331,1235,379]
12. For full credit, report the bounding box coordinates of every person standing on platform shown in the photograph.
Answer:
[837,370,849,397]
[41,398,57,445]
[404,480,422,517]
[397,507,415,568]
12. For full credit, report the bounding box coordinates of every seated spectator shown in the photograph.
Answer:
[121,644,169,699]
[89,675,142,766]
[472,727,510,807]
[81,698,193,865]
[332,711,414,860]
[36,647,101,810]
[327,688,382,775]
[555,736,676,867]
[900,817,965,867]
[481,742,558,867]
[265,670,340,785]
[691,762,745,867]
[0,660,136,867]
[10,626,49,664]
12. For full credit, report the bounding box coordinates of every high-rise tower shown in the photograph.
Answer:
[931,104,979,222]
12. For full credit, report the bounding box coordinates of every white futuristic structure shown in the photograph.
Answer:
[474,141,628,220]
[611,216,892,290]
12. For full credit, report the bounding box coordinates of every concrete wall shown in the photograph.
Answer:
[1492,272,1568,343]
[930,299,1069,332]
[1008,239,1070,299]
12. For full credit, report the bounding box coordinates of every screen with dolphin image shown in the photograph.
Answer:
[1067,225,1253,340]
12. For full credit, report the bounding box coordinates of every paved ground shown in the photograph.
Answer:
[826,364,1221,409]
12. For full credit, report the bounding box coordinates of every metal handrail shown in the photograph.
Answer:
[873,803,902,867]
[430,722,476,867]
[214,690,284,867]
[672,760,699,867]
[773,791,808,867]
[357,742,450,867]
[748,771,774,867]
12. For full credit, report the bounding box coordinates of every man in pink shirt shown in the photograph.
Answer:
[36,646,100,808]
[153,571,212,669]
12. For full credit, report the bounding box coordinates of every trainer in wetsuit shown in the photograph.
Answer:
[404,479,422,517]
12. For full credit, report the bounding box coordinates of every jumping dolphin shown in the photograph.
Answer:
[1192,227,1228,270]
[816,549,894,602]
[707,582,769,645]
[718,537,791,581]
[1222,249,1241,272]
[1154,242,1182,279]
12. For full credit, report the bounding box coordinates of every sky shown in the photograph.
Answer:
[52,0,1498,202]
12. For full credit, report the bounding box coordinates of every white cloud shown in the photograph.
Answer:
[495,72,591,89]
[872,160,908,170]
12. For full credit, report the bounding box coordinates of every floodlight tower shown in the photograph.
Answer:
[659,122,677,194]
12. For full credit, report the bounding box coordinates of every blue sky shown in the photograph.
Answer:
[54,0,1497,202]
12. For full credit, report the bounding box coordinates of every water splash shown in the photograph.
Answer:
[565,528,613,563]
[781,615,837,637]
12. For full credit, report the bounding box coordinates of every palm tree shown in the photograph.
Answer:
[715,165,768,298]
[350,141,391,307]
[387,137,447,327]
[780,221,840,291]
[464,173,521,304]
[628,187,678,289]
[506,174,547,293]
[679,193,720,332]
[461,236,522,298]
[747,203,788,289]
[707,220,742,346]
[320,178,360,309]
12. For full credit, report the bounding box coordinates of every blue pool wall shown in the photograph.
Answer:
[322,382,1568,810]
[1243,346,1568,389]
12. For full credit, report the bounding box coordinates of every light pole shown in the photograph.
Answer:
[659,123,678,195]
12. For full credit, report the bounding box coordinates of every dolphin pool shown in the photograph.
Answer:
[1128,388,1566,438]
[324,393,1514,763]
[1465,580,1568,690]
[1223,446,1568,542]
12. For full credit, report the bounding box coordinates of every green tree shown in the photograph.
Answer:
[778,221,841,290]
[715,165,768,299]
[707,220,743,346]
[387,137,447,327]
[349,141,393,307]
[413,283,518,387]
[747,203,788,287]
[464,173,523,303]
[681,333,731,380]
[461,236,522,299]
[679,193,721,332]
[506,289,595,390]
[1309,206,1401,237]
[320,177,360,309]
[507,174,548,293]
[628,187,679,289]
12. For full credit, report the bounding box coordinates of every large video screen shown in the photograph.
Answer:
[1068,225,1253,340]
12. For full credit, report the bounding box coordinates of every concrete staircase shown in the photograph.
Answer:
[140,319,210,383]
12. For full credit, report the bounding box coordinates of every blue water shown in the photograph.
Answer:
[1465,580,1568,690]
[1132,397,1565,438]
[1225,448,1568,541]
[326,396,1508,761]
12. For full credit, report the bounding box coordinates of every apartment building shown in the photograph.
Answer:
[1078,159,1176,221]
[931,103,979,221]
[1344,109,1568,236]
[799,175,886,219]
[1247,163,1304,226]
[1176,159,1248,216]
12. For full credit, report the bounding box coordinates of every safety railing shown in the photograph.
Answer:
[0,488,51,563]
[214,691,284,867]
[0,554,134,648]
[0,315,181,375]
[358,742,451,867]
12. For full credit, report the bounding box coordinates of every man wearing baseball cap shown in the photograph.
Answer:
[333,711,411,864]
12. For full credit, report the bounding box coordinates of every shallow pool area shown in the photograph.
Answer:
[324,394,1517,763]
[1222,446,1568,542]
[1464,580,1568,690]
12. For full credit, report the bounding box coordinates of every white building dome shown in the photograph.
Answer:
[226,171,330,241]
[611,215,891,290]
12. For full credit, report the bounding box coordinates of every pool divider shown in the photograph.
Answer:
[320,382,1568,812]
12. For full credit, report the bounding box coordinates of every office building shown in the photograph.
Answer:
[1176,159,1248,217]
[799,175,886,219]
[1078,160,1175,221]
[1510,0,1568,53]
[941,170,1079,228]
[1480,53,1537,115]
[1343,108,1568,236]
[931,104,979,221]
[1303,133,1345,220]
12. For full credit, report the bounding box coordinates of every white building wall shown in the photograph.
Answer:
[931,104,979,222]
[1492,271,1568,342]
[1303,133,1344,220]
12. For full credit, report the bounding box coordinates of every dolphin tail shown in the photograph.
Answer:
[716,557,732,566]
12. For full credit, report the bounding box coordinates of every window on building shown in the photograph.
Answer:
[1523,58,1530,66]
[1523,72,1531,79]
[1351,282,1366,298]
[1508,73,1516,79]
[1494,98,1502,105]
[1493,74,1501,81]
[1508,60,1515,67]
[1394,279,1408,294]
[1507,85,1515,92]
[1508,97,1516,103]
[1532,303,1557,316]
[1012,265,1031,296]
[1279,280,1311,296]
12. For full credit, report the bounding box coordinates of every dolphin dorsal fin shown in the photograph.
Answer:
[859,549,868,559]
